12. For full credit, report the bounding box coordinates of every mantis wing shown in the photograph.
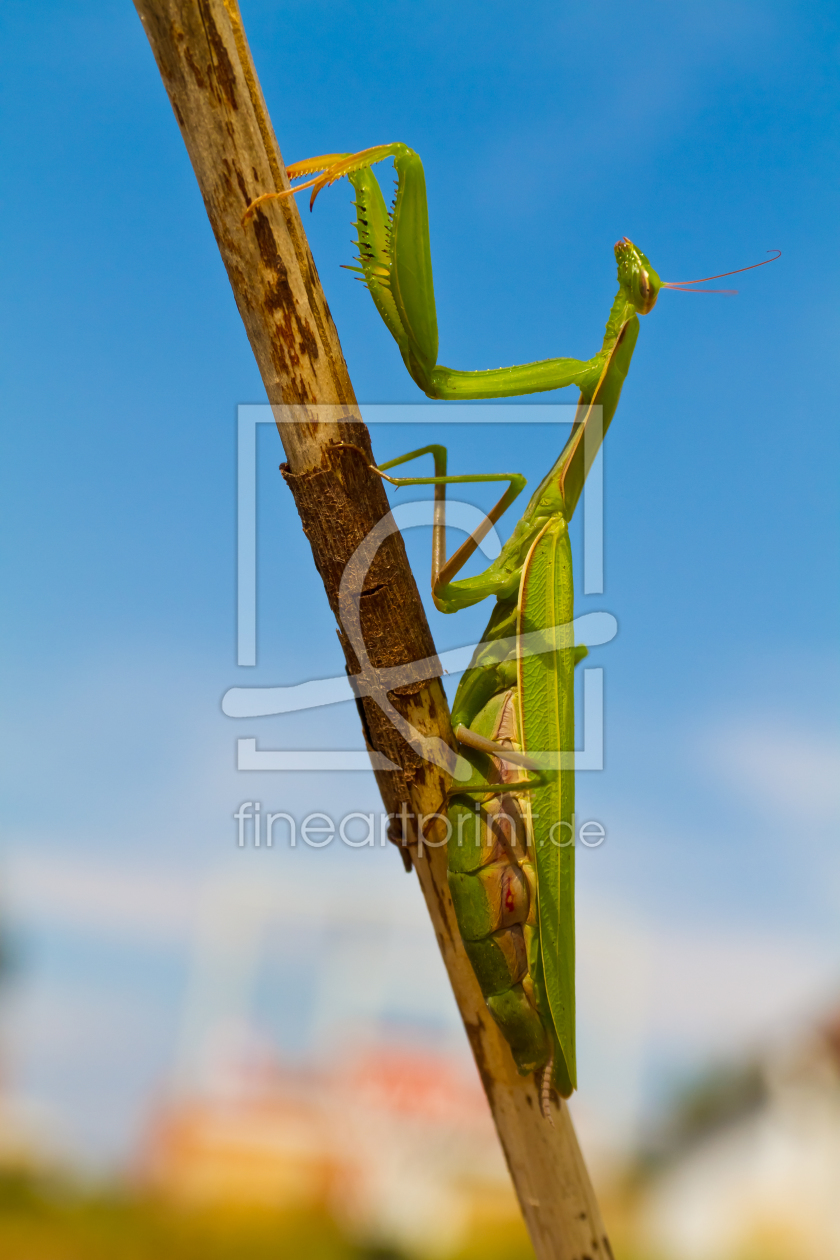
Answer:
[517,516,577,1094]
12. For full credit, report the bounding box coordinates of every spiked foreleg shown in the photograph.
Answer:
[270,143,441,392]
[347,168,408,355]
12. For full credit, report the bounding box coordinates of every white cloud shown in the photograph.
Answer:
[703,721,840,825]
[4,850,199,945]
[643,923,837,1054]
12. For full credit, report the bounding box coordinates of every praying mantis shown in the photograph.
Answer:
[244,143,776,1117]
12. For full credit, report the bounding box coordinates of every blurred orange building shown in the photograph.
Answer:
[140,1044,521,1254]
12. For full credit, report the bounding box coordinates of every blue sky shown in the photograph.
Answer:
[0,0,838,1171]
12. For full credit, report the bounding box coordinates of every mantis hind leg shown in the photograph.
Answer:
[368,445,526,610]
[334,440,525,610]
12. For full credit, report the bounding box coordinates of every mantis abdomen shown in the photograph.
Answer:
[447,697,553,1078]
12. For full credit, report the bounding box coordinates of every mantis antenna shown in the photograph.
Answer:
[662,249,782,293]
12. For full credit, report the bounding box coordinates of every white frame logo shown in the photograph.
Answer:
[223,404,615,773]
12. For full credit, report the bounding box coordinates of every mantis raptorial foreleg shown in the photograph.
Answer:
[243,143,657,401]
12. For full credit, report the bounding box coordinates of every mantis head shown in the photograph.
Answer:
[614,238,662,315]
[613,240,782,312]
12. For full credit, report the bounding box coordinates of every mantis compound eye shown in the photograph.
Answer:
[637,268,653,313]
[630,262,660,314]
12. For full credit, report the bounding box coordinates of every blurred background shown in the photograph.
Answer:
[0,0,838,1256]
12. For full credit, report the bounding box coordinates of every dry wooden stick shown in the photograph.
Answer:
[132,2,612,1254]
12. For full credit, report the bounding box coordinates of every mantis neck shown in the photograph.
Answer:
[521,287,641,525]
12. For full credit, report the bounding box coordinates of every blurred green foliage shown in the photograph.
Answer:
[637,1060,768,1175]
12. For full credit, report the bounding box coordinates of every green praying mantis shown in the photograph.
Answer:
[244,144,777,1118]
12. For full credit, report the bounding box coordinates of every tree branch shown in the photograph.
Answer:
[132,2,611,1254]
